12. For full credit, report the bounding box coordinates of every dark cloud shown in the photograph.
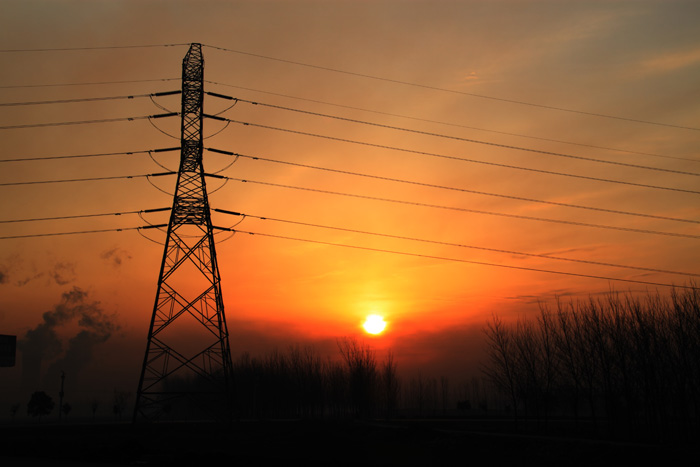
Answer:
[49,261,76,285]
[16,272,43,287]
[0,255,21,285]
[11,261,77,287]
[101,247,132,268]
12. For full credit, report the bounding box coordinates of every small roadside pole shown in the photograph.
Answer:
[59,371,65,422]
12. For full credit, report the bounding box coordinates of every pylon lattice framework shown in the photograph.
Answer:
[134,43,233,421]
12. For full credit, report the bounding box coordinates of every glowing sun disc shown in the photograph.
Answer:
[363,314,386,335]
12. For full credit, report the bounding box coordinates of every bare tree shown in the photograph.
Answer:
[112,390,131,420]
[337,337,378,417]
[90,399,99,421]
[483,287,700,441]
[483,314,520,424]
[61,402,72,419]
[10,403,20,421]
[440,376,449,416]
[381,351,400,419]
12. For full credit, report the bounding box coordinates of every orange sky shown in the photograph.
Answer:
[1,1,699,402]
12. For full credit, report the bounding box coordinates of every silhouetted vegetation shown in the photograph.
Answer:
[231,338,399,419]
[112,390,131,420]
[483,287,700,441]
[61,402,72,419]
[90,398,99,421]
[118,287,699,446]
[27,391,54,420]
[10,403,20,421]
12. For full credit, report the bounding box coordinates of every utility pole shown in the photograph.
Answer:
[133,43,233,422]
[58,371,65,422]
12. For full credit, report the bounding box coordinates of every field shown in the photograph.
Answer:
[0,419,695,466]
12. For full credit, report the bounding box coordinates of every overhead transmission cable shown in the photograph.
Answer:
[212,209,699,278]
[204,80,698,164]
[214,227,698,290]
[206,174,700,240]
[202,44,700,132]
[205,148,699,225]
[0,172,175,187]
[4,212,693,289]
[0,44,188,52]
[3,43,694,131]
[0,147,179,163]
[0,225,167,240]
[0,78,179,89]
[0,90,181,107]
[206,94,699,178]
[0,112,177,130]
[0,208,170,224]
[204,115,700,196]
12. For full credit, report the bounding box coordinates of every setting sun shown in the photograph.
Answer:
[363,314,387,335]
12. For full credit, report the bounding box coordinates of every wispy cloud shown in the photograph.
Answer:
[49,262,76,285]
[14,261,77,287]
[100,247,132,268]
[638,46,700,75]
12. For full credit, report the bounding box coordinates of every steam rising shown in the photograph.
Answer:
[19,287,118,389]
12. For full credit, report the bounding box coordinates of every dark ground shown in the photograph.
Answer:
[0,419,697,466]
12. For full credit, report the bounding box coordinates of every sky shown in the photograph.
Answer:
[0,0,699,409]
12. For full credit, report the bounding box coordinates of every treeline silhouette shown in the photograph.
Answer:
[232,337,399,419]
[151,287,699,444]
[483,287,700,441]
[160,337,486,421]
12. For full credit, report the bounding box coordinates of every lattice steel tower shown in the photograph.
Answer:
[134,43,233,421]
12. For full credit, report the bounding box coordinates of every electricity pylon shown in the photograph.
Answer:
[133,43,233,421]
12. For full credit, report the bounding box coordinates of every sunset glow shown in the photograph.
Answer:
[363,314,387,335]
[0,1,698,425]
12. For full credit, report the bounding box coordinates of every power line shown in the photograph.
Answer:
[0,90,181,107]
[0,78,179,89]
[205,116,700,196]
[0,224,166,240]
[206,148,699,225]
[204,80,699,164]
[0,147,179,163]
[0,44,188,52]
[0,172,174,187]
[0,112,177,130]
[218,227,698,290]
[203,44,700,132]
[210,94,700,178]
[211,175,700,239]
[0,208,170,224]
[213,209,699,278]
